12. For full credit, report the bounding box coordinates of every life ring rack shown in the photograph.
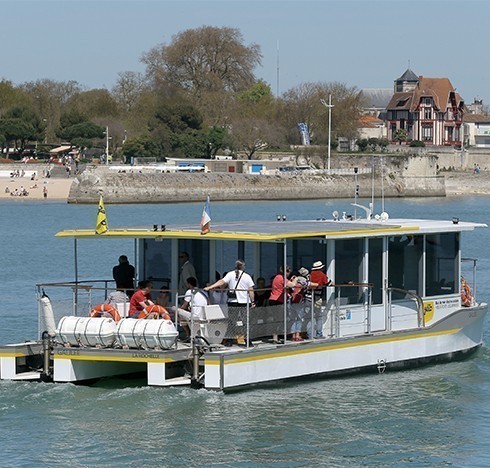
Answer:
[89,304,122,322]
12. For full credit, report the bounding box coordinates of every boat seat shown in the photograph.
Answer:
[115,302,130,318]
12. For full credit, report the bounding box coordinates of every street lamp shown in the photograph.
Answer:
[103,126,112,165]
[320,94,334,172]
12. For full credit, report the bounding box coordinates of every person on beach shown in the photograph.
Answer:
[43,187,48,198]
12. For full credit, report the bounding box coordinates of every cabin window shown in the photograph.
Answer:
[388,235,423,298]
[425,233,459,297]
[178,239,210,286]
[335,238,364,305]
[143,239,172,290]
[292,239,327,277]
[258,243,284,285]
[368,238,383,304]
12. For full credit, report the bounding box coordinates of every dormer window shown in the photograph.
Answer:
[423,97,432,106]
[396,98,409,107]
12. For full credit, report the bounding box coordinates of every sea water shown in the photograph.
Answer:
[0,197,489,466]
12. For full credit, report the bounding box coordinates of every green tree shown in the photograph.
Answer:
[121,136,163,160]
[58,122,105,145]
[368,137,379,151]
[356,138,369,151]
[142,26,262,99]
[0,118,37,157]
[112,71,149,113]
[393,128,408,145]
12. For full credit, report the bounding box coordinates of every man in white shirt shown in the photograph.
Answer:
[205,260,255,307]
[176,277,209,321]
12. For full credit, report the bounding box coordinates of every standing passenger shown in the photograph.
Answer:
[310,261,331,338]
[178,252,196,295]
[112,255,135,295]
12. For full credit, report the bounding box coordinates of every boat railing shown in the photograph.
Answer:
[36,280,426,346]
[386,287,424,329]
[461,257,478,306]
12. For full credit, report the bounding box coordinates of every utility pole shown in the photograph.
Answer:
[320,95,334,172]
[105,126,109,165]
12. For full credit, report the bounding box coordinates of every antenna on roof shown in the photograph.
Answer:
[408,58,411,69]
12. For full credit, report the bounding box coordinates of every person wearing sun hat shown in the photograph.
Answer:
[309,260,331,338]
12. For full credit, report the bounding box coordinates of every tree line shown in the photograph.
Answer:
[0,26,366,162]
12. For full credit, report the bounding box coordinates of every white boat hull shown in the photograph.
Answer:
[204,305,486,390]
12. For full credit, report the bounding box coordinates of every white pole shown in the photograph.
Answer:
[105,126,109,165]
[328,94,332,172]
[320,96,334,172]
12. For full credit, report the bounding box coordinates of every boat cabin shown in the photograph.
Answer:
[53,216,482,339]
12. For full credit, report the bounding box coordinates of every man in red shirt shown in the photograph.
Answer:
[309,261,331,338]
[129,280,154,318]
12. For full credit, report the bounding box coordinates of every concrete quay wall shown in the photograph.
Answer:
[68,167,445,204]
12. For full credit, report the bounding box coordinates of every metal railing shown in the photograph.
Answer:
[36,280,433,347]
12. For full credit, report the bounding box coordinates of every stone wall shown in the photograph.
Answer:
[68,165,445,204]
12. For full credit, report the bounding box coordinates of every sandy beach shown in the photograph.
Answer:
[0,176,73,201]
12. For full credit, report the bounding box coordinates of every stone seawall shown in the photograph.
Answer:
[68,168,446,204]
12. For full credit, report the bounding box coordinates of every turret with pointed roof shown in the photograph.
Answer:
[394,68,419,92]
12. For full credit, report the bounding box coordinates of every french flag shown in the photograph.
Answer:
[200,195,211,235]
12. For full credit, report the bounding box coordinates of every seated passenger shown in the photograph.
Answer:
[128,280,154,318]
[176,277,209,322]
[105,290,129,306]
[254,277,270,307]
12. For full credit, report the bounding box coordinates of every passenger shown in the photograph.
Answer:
[209,273,227,305]
[156,289,171,308]
[112,255,135,295]
[269,266,298,306]
[293,267,319,340]
[176,277,209,325]
[205,260,255,307]
[310,261,331,339]
[204,260,255,346]
[128,280,154,318]
[254,277,270,307]
[105,290,130,317]
[178,252,197,295]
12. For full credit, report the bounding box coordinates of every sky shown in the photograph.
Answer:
[2,0,490,105]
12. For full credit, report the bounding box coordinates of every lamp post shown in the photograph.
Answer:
[103,126,112,165]
[320,95,334,172]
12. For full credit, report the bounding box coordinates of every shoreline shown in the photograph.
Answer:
[0,171,488,203]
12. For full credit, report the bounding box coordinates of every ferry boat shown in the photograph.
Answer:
[0,209,486,391]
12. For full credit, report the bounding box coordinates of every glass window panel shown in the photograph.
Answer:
[426,233,459,296]
[335,238,363,304]
[178,239,210,287]
[143,239,172,290]
[368,238,383,305]
[292,239,327,275]
[388,235,423,299]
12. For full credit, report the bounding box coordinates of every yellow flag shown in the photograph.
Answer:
[95,196,108,235]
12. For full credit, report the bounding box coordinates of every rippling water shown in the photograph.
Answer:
[0,196,489,466]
